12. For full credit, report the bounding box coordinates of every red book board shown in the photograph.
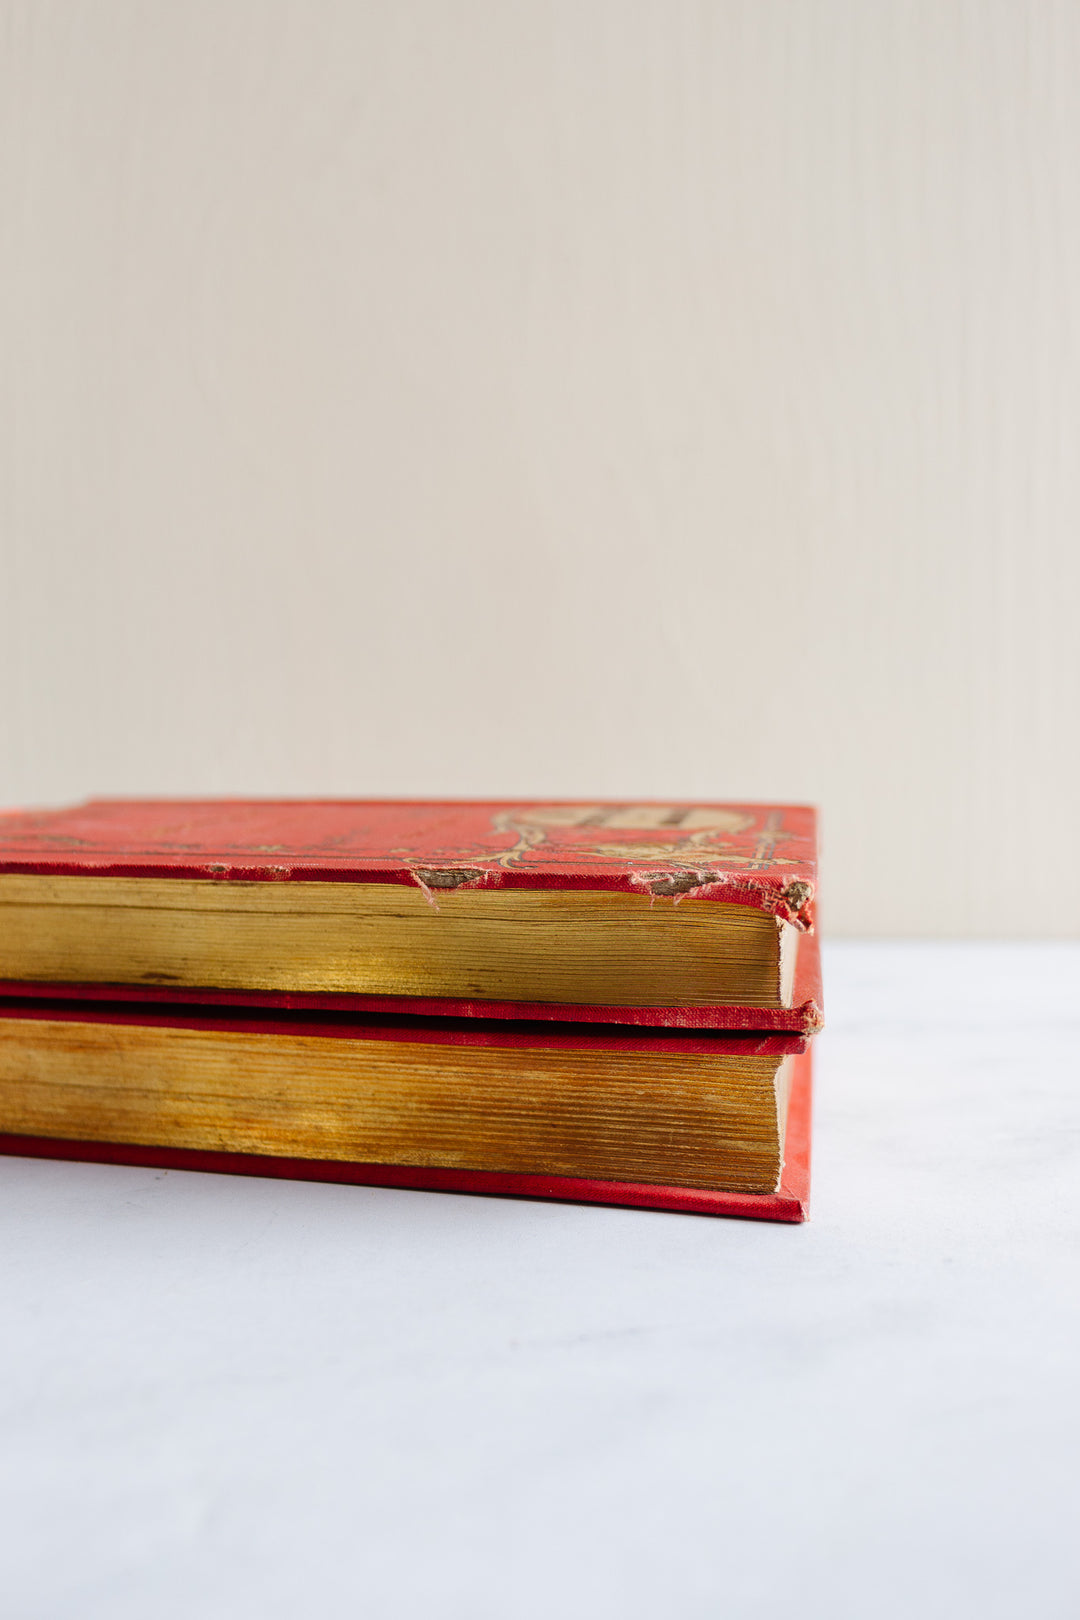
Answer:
[0,798,817,923]
[0,1048,811,1222]
[0,997,807,1055]
[0,799,822,1033]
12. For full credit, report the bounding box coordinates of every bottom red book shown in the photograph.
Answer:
[0,1002,812,1222]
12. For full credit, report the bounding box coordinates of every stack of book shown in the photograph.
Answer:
[0,800,822,1220]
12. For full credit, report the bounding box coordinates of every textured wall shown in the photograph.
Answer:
[2,1,1078,934]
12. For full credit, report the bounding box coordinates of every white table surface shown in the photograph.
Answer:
[2,944,1078,1620]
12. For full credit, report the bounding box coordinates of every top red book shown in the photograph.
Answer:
[0,800,821,1032]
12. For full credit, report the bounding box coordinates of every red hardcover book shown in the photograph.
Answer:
[0,1004,812,1222]
[0,799,821,1032]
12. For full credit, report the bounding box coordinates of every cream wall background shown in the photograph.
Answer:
[2,1,1078,934]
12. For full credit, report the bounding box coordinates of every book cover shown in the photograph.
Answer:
[0,798,816,921]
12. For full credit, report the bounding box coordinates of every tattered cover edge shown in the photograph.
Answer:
[0,917,824,1034]
[0,799,817,929]
[0,1047,812,1222]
